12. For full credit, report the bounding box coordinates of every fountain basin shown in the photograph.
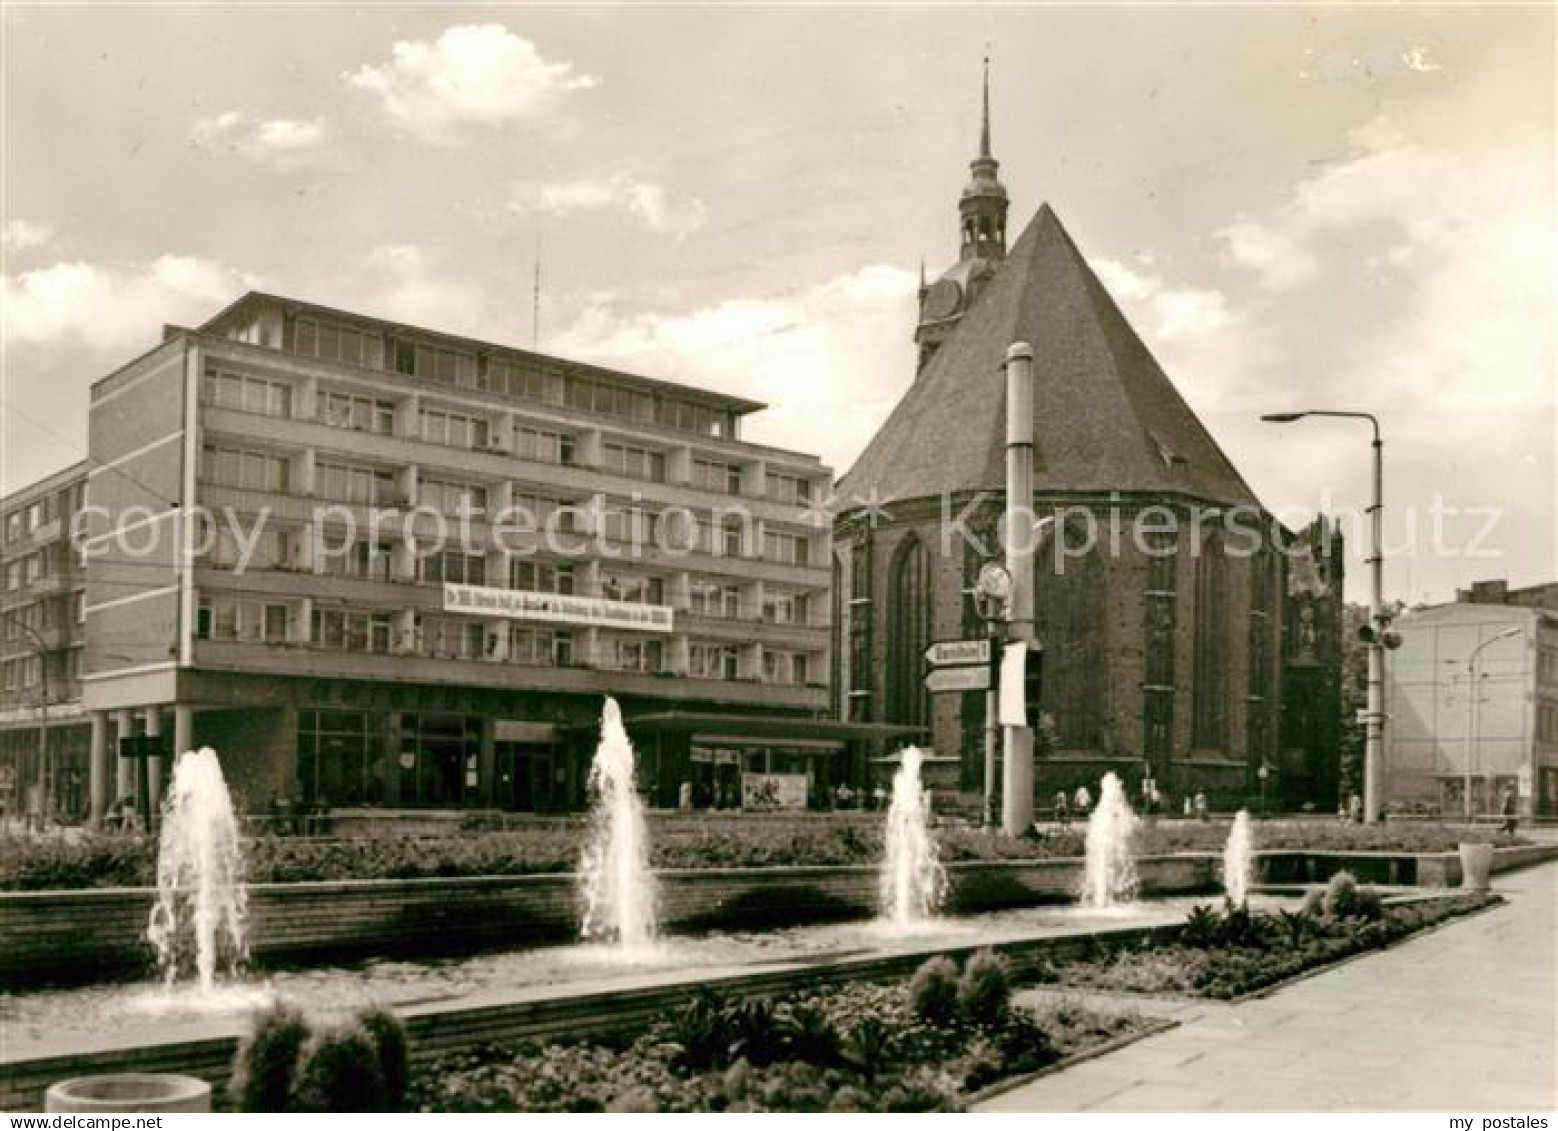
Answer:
[45,1074,211,1113]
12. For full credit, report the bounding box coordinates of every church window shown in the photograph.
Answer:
[886,534,932,729]
[1191,530,1230,750]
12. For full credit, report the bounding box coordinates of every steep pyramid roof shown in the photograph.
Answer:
[840,205,1263,511]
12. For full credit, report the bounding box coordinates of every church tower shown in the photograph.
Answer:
[915,59,1010,371]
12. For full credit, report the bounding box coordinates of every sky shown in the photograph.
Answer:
[2,3,1553,606]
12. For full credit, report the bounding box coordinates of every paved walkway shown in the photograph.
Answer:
[980,862,1558,1112]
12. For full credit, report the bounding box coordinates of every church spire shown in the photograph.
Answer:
[959,55,1008,265]
[979,54,992,159]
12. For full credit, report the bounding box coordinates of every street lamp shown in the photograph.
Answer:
[1257,763,1270,818]
[1261,409,1392,823]
[1460,626,1523,821]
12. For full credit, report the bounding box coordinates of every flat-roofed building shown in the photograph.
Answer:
[66,292,885,823]
[0,462,91,824]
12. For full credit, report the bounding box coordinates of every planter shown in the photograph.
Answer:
[1457,842,1494,891]
[45,1074,211,1113]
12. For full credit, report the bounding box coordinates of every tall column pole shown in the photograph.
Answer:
[88,710,110,828]
[1002,342,1035,836]
[1364,432,1384,823]
[144,707,164,819]
[114,708,135,802]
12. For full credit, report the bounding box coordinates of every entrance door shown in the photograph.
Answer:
[495,742,555,812]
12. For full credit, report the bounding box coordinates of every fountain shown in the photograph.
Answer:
[879,746,947,928]
[1222,809,1255,906]
[1078,772,1139,908]
[578,697,658,950]
[145,748,249,993]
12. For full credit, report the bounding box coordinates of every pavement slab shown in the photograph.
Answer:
[979,861,1558,1113]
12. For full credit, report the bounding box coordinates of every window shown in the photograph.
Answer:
[762,591,807,625]
[694,459,742,495]
[417,615,486,660]
[1035,518,1108,750]
[316,462,396,507]
[26,503,43,531]
[767,472,812,505]
[202,368,292,417]
[196,597,291,643]
[1191,532,1229,750]
[600,572,663,605]
[886,536,931,727]
[510,560,574,594]
[419,407,490,450]
[317,389,396,434]
[4,562,19,591]
[688,579,742,619]
[514,425,575,466]
[419,478,487,518]
[1142,529,1178,770]
[208,526,294,571]
[598,635,663,674]
[294,318,382,368]
[202,446,291,493]
[509,625,572,667]
[318,538,392,580]
[763,529,807,565]
[388,338,469,383]
[689,641,739,680]
[4,511,21,543]
[308,607,393,653]
[656,398,727,437]
[509,489,577,534]
[603,442,666,483]
[763,649,809,685]
[486,357,566,404]
[419,550,486,587]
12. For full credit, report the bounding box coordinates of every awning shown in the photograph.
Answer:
[572,710,926,744]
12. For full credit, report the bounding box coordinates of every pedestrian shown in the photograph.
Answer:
[1054,790,1070,829]
[1348,793,1363,824]
[1193,790,1209,823]
[1073,785,1092,823]
[1500,787,1518,836]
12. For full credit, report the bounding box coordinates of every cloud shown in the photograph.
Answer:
[191,111,334,171]
[549,264,919,472]
[343,24,597,142]
[502,175,707,240]
[1402,47,1444,74]
[1091,257,1231,340]
[2,255,253,352]
[2,219,55,255]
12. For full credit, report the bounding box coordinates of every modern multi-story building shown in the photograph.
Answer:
[1384,579,1558,818]
[9,290,917,825]
[0,462,91,823]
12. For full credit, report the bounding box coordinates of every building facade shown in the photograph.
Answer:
[1384,581,1558,818]
[834,91,1345,812]
[18,292,881,823]
[0,462,91,822]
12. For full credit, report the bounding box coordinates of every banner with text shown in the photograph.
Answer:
[443,584,674,633]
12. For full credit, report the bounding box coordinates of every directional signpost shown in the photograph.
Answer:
[924,664,992,694]
[924,638,996,695]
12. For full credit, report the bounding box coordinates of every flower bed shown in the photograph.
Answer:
[0,819,1526,891]
[1036,877,1500,1001]
[408,953,1149,1113]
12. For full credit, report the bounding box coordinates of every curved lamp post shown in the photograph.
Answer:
[1461,626,1523,821]
[1261,409,1390,823]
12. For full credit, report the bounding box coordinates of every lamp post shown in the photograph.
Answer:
[1461,626,1523,821]
[1257,763,1270,819]
[1261,409,1390,823]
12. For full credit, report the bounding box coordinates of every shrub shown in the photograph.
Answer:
[357,1008,410,1111]
[723,997,784,1067]
[907,956,960,1026]
[843,1015,892,1077]
[664,989,732,1073]
[1181,904,1222,948]
[956,949,1012,1027]
[1322,871,1384,921]
[230,1001,310,1112]
[291,1024,390,1113]
[778,1001,844,1067]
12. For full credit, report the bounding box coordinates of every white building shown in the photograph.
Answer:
[1385,596,1558,819]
